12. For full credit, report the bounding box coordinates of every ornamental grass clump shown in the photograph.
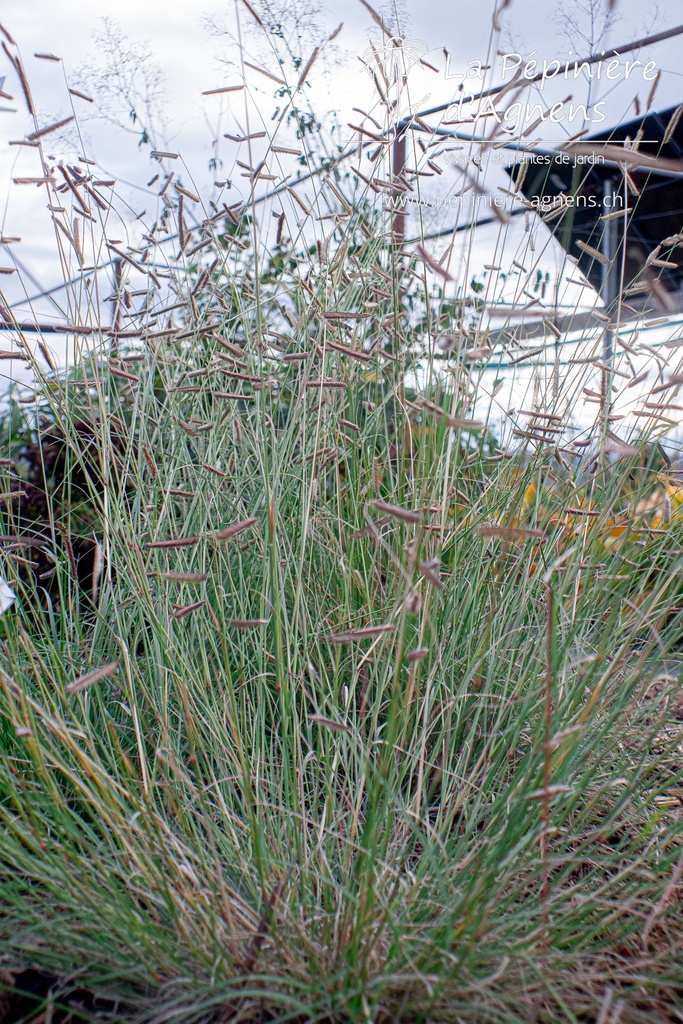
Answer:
[1,7,683,1022]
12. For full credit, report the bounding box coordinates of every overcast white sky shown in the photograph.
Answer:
[1,0,680,271]
[0,0,682,393]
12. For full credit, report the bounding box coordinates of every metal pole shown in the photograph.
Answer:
[600,176,619,416]
[392,127,407,243]
[111,257,123,356]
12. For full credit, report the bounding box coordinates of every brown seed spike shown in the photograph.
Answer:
[663,104,683,145]
[65,661,118,694]
[350,516,392,539]
[419,559,443,589]
[211,517,257,541]
[173,601,206,619]
[407,647,429,662]
[297,47,320,90]
[5,49,34,115]
[239,0,263,26]
[142,446,157,479]
[69,88,94,103]
[145,537,201,549]
[0,22,16,45]
[309,716,352,735]
[370,500,421,524]
[646,69,661,112]
[162,572,209,582]
[202,85,244,96]
[356,0,392,37]
[576,240,610,266]
[202,462,228,477]
[243,62,286,86]
[328,624,395,642]
[416,244,454,282]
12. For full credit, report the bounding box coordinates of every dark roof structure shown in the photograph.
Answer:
[508,105,683,312]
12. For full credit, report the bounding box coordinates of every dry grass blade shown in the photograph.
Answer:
[241,876,286,973]
[65,662,118,694]
[642,849,683,947]
[527,784,571,800]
